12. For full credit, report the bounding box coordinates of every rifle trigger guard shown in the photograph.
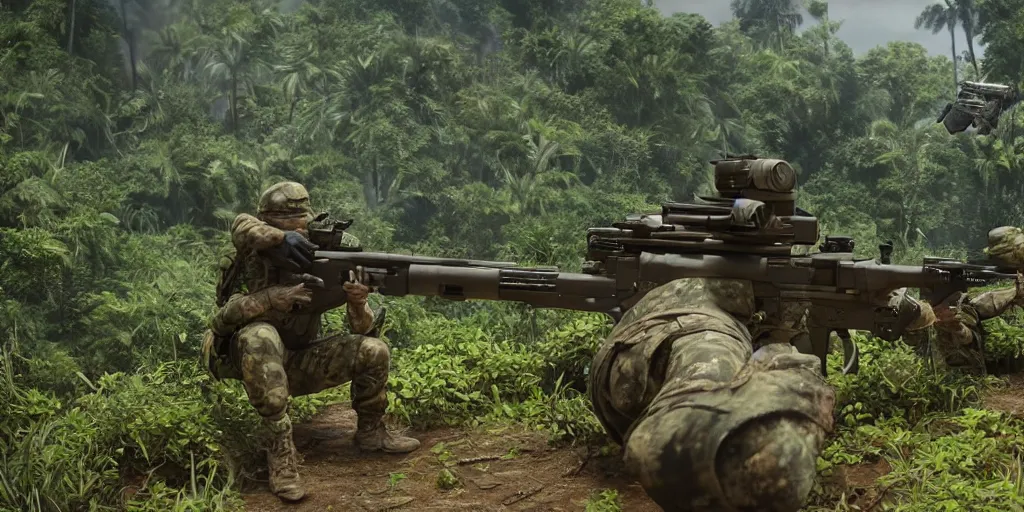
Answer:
[837,329,859,375]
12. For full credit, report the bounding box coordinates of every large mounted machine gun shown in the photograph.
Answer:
[937,80,1021,135]
[298,156,1016,376]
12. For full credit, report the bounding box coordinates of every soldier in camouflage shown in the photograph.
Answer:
[903,276,1024,374]
[588,278,836,512]
[200,182,419,502]
[587,278,938,511]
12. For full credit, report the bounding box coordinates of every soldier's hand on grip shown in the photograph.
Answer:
[268,284,313,312]
[266,231,318,271]
[343,266,371,305]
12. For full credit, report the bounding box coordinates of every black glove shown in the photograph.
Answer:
[265,231,318,271]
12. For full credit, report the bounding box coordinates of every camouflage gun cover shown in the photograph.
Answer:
[302,157,1017,377]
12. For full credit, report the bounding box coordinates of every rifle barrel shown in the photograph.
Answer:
[315,250,527,269]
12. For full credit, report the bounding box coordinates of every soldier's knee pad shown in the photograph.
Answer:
[256,386,290,418]
[358,337,390,368]
[238,323,284,357]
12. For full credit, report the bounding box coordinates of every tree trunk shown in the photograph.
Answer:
[963,22,980,76]
[288,96,299,123]
[949,24,959,93]
[229,76,237,130]
[67,0,76,54]
[119,0,137,90]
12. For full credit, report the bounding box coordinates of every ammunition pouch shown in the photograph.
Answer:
[201,330,240,381]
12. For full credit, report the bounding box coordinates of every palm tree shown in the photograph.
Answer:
[869,120,945,247]
[275,43,329,122]
[730,0,804,51]
[953,0,981,76]
[805,0,843,59]
[915,1,980,90]
[204,32,269,131]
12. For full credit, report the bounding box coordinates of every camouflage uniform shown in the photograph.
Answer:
[986,226,1024,267]
[201,182,419,502]
[588,278,836,512]
[904,284,1024,374]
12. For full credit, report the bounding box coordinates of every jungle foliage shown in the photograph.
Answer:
[5,0,1024,509]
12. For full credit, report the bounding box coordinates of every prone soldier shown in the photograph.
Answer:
[903,276,1024,374]
[899,225,1024,374]
[588,278,834,512]
[587,278,937,512]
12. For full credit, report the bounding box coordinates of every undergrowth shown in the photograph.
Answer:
[0,303,610,511]
[6,298,1024,511]
[805,328,1024,511]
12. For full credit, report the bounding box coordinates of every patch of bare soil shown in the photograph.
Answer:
[243,403,660,511]
[820,458,892,510]
[982,373,1024,417]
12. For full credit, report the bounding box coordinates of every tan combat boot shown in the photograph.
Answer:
[355,415,421,453]
[265,414,306,501]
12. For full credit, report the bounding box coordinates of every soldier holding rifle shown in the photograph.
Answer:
[200,182,419,502]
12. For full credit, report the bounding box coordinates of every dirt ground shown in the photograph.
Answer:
[244,375,1024,511]
[242,403,660,511]
[982,373,1024,417]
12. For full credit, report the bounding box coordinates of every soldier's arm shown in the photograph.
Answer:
[933,320,974,346]
[211,285,313,336]
[969,286,1021,320]
[231,213,284,251]
[347,300,375,335]
[211,292,272,337]
[343,264,375,335]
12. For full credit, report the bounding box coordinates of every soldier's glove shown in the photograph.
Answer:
[266,231,318,271]
[343,266,371,306]
[265,283,314,312]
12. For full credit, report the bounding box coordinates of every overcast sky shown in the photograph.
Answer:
[654,0,983,58]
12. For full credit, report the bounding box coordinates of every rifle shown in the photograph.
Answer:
[303,156,1017,376]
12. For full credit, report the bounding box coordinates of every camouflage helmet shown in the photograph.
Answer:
[257,181,314,221]
[986,226,1024,267]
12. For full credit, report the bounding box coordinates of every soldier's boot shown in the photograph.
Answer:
[354,413,421,453]
[265,415,306,502]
